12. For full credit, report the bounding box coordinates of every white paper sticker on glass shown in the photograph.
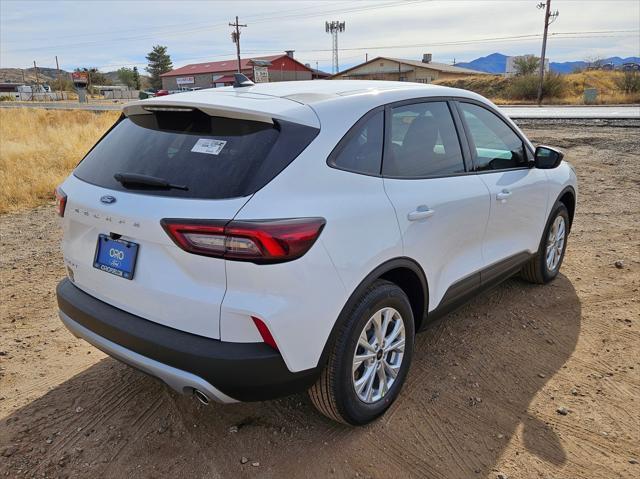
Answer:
[191,138,227,155]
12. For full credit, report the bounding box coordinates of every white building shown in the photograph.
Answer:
[505,55,549,77]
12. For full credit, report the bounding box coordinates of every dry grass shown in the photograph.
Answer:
[0,109,119,213]
[435,70,640,104]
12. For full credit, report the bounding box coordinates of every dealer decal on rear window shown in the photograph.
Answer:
[191,138,227,155]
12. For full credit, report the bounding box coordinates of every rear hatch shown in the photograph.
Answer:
[59,93,319,339]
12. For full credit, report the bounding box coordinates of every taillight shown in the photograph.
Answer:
[55,187,67,217]
[161,217,326,264]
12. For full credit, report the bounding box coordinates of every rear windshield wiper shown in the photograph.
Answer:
[114,173,188,191]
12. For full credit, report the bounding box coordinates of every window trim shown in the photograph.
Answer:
[381,97,470,180]
[454,99,534,174]
[326,106,386,177]
[325,95,536,180]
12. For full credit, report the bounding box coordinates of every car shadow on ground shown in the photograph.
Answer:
[0,274,580,479]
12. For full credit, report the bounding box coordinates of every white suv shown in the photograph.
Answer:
[56,79,577,425]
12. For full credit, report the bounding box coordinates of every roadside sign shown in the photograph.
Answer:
[71,71,89,85]
[253,66,269,83]
[176,76,195,85]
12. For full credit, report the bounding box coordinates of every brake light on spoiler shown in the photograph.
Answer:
[161,218,326,264]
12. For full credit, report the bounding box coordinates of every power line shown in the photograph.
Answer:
[2,1,428,54]
[20,29,638,72]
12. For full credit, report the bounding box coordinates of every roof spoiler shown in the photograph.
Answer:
[233,73,254,88]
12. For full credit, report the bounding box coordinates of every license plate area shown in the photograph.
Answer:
[93,234,139,280]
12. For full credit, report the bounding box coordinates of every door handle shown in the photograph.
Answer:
[407,205,435,221]
[496,189,512,202]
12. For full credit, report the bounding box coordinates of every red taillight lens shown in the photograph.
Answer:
[55,187,67,217]
[251,316,278,350]
[161,217,325,264]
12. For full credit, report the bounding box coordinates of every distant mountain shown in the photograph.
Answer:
[456,53,640,74]
[549,56,640,74]
[456,53,508,74]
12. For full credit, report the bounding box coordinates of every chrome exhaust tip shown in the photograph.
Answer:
[193,389,210,405]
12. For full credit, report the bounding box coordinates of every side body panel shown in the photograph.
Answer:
[478,168,550,264]
[221,97,403,373]
[383,176,490,310]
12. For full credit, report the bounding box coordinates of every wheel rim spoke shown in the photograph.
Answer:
[355,364,375,395]
[377,365,388,398]
[386,337,405,353]
[353,352,376,373]
[358,333,376,353]
[372,310,384,347]
[364,365,377,401]
[384,360,399,379]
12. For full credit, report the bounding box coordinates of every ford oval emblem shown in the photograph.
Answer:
[100,195,117,205]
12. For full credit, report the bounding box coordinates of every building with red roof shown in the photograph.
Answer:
[160,51,318,90]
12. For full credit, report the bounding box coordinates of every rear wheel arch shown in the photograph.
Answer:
[318,257,428,369]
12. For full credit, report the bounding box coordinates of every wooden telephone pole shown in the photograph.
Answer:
[536,1,559,105]
[229,16,247,73]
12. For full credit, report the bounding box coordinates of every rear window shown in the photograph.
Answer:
[74,109,319,199]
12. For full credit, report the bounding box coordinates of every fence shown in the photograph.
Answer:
[5,91,71,101]
[101,90,140,100]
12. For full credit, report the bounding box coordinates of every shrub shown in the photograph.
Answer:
[507,74,538,100]
[506,72,566,100]
[0,95,14,102]
[615,71,640,94]
[543,71,567,98]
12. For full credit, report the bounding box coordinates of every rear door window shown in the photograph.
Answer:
[383,101,465,178]
[74,109,318,199]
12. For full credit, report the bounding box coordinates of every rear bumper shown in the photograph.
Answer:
[56,278,319,402]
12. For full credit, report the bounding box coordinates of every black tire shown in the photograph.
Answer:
[308,280,415,425]
[521,202,570,284]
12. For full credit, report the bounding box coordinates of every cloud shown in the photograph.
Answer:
[1,0,638,73]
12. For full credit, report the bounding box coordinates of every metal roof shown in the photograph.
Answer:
[335,56,489,77]
[161,55,313,77]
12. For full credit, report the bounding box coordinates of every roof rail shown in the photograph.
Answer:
[233,73,254,88]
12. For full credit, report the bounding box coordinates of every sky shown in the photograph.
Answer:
[1,0,639,74]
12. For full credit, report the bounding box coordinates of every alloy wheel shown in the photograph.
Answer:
[352,307,406,403]
[546,215,566,271]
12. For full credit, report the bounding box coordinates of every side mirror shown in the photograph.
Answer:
[534,145,564,169]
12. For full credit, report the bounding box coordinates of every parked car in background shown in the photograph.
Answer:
[55,79,577,425]
[154,89,169,96]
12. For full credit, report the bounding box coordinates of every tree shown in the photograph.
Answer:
[117,67,136,88]
[132,66,141,90]
[50,75,73,91]
[146,45,172,89]
[513,55,540,76]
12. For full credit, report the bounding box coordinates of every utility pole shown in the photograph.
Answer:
[55,55,61,95]
[229,16,247,73]
[325,21,345,74]
[536,1,559,105]
[33,60,39,101]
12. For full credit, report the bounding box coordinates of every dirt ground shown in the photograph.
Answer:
[1,123,638,479]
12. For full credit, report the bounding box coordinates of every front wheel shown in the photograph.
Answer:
[308,280,415,425]
[521,203,570,284]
